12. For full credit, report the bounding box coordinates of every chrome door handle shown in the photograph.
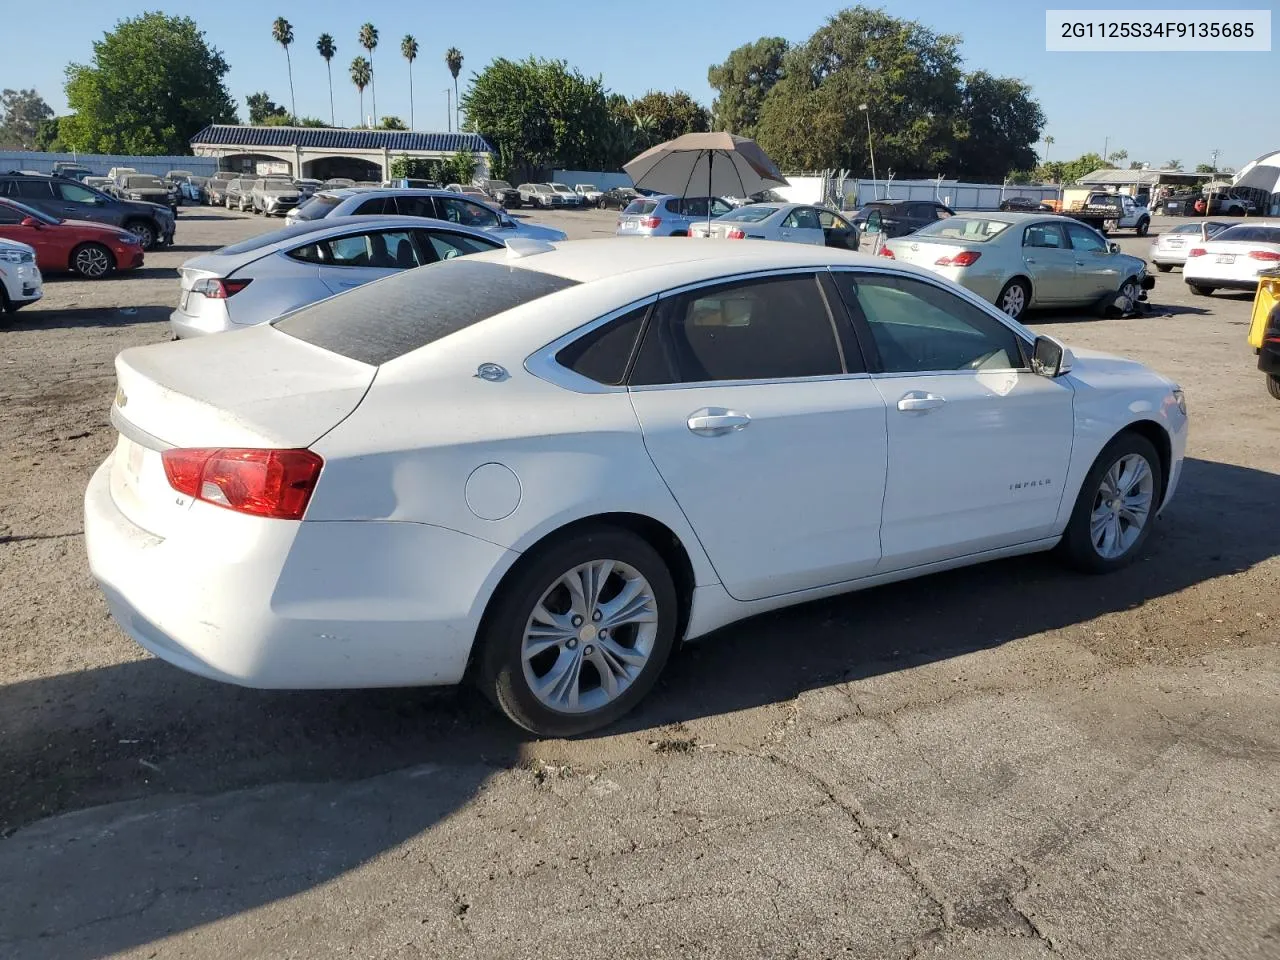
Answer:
[1075,260,1086,266]
[896,392,946,413]
[1024,257,1037,264]
[687,408,751,436]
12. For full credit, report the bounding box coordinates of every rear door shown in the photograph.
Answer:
[1020,221,1079,302]
[626,271,888,601]
[312,227,427,295]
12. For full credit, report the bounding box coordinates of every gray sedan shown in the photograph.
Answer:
[883,212,1153,320]
[688,202,859,250]
[169,215,503,338]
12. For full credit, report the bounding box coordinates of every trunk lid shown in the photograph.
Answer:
[109,327,375,537]
[884,236,969,267]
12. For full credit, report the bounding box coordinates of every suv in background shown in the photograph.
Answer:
[550,182,584,207]
[615,195,735,236]
[477,179,521,208]
[205,171,239,206]
[574,184,604,207]
[0,171,175,249]
[517,183,564,208]
[51,162,93,182]
[849,199,956,239]
[117,174,179,215]
[250,178,301,217]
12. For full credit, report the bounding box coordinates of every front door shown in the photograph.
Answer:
[626,272,888,602]
[778,207,826,245]
[1065,222,1124,300]
[832,270,1075,570]
[1020,221,1079,302]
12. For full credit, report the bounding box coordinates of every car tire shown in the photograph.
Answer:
[0,285,12,316]
[478,526,679,737]
[1058,432,1163,574]
[1267,375,1280,400]
[125,221,156,250]
[1189,284,1215,296]
[1107,276,1141,316]
[996,277,1031,320]
[70,242,115,279]
[1155,263,1173,272]
[1135,218,1150,237]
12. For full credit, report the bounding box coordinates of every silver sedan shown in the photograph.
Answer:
[169,215,503,338]
[688,202,860,250]
[1149,220,1232,271]
[883,212,1152,320]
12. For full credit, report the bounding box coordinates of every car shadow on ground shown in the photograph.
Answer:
[1,457,1277,957]
[173,213,231,221]
[6,304,170,331]
[167,243,224,253]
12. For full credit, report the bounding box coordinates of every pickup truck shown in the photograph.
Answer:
[1064,192,1151,236]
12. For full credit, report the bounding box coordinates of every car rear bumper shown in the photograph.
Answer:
[85,457,511,689]
[1185,277,1259,290]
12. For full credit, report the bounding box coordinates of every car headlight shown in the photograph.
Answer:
[119,233,141,245]
[0,249,33,263]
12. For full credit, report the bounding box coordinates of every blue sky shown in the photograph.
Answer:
[3,0,1275,171]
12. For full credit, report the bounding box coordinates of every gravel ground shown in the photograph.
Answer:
[1,206,1277,959]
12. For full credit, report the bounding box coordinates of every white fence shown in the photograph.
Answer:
[0,150,220,178]
[552,170,633,191]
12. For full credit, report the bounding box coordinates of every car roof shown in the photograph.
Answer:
[324,187,473,200]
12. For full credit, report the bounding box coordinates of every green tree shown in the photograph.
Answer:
[246,91,289,124]
[379,115,407,130]
[358,23,379,125]
[462,57,610,180]
[1035,152,1105,185]
[390,154,435,179]
[0,88,54,149]
[1043,135,1054,164]
[707,37,788,137]
[61,14,237,154]
[1130,160,1145,170]
[629,90,711,146]
[402,35,419,128]
[1109,149,1128,165]
[272,17,296,119]
[260,113,296,127]
[445,47,464,133]
[350,56,371,126]
[1166,159,1181,169]
[317,34,337,126]
[34,116,69,152]
[952,71,1044,180]
[1195,162,1216,173]
[440,148,475,185]
[297,116,328,127]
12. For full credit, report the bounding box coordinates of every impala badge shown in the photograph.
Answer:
[1010,478,1052,491]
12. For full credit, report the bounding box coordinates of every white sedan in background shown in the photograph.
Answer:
[1149,220,1232,271]
[688,203,860,249]
[1182,221,1280,295]
[86,239,1187,737]
[0,237,42,316]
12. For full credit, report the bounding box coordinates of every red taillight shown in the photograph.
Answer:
[879,246,895,258]
[161,448,323,520]
[725,227,746,239]
[1186,248,1207,258]
[639,216,661,229]
[194,277,253,299]
[1248,250,1280,261]
[935,251,981,267]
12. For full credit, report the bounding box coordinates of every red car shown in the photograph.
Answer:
[0,196,144,279]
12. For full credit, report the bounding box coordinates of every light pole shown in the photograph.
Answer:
[857,103,877,199]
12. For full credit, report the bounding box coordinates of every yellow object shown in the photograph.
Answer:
[1248,272,1280,350]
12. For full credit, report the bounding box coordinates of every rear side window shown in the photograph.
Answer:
[295,194,341,218]
[12,179,54,199]
[274,259,579,366]
[1216,226,1280,244]
[555,305,650,386]
[355,196,394,215]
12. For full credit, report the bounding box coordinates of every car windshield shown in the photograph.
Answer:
[274,259,581,366]
[623,200,659,215]
[857,202,903,216]
[577,184,597,192]
[1214,225,1280,244]
[490,181,512,190]
[189,177,207,186]
[915,217,1012,242]
[551,184,572,192]
[0,197,61,224]
[264,181,295,193]
[125,176,165,189]
[719,206,777,223]
[294,194,343,217]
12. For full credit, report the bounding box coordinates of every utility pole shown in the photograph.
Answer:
[1102,135,1109,165]
[857,103,877,199]
[444,89,452,133]
[1210,148,1221,173]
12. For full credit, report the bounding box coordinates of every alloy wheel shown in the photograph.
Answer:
[520,559,659,715]
[73,245,111,278]
[128,223,155,249]
[1000,282,1026,318]
[1118,279,1140,313]
[1089,453,1154,559]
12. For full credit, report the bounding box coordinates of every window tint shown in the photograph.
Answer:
[624,200,658,215]
[1023,223,1068,249]
[0,203,22,224]
[289,230,422,268]
[355,196,394,215]
[57,182,100,203]
[437,196,499,228]
[1215,225,1280,244]
[818,210,851,229]
[274,259,579,366]
[835,273,1023,373]
[1065,223,1107,253]
[783,208,822,229]
[12,179,54,199]
[421,229,500,261]
[555,305,649,386]
[394,196,437,218]
[629,274,843,385]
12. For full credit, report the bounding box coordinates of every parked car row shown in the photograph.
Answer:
[0,171,174,249]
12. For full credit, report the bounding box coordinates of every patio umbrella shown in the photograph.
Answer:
[624,132,788,231]
[1233,150,1280,194]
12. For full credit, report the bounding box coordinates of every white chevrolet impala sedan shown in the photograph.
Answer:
[85,239,1188,736]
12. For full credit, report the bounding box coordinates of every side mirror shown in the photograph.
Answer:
[20,216,41,228]
[1107,241,1121,254]
[1032,335,1071,378]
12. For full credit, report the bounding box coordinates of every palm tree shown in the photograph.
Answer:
[350,56,371,127]
[317,34,337,126]
[445,47,463,131]
[1166,159,1181,170]
[272,17,296,120]
[1043,135,1054,165]
[358,24,379,125]
[401,35,419,129]
[1109,149,1128,166]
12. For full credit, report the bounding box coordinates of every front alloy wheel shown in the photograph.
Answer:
[480,528,678,736]
[1059,433,1163,573]
[71,243,113,279]
[127,222,156,249]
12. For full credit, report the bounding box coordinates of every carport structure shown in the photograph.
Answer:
[189,125,494,182]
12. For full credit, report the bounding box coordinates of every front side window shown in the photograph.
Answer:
[782,208,822,229]
[629,274,846,385]
[834,273,1024,374]
[57,182,101,204]
[1023,223,1069,249]
[438,197,499,227]
[1065,223,1107,253]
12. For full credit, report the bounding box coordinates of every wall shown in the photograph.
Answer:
[553,170,634,190]
[0,150,219,178]
[842,179,1061,210]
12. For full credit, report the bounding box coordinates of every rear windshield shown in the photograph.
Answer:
[1214,225,1280,244]
[125,176,165,189]
[294,194,342,218]
[273,259,580,366]
[721,206,777,223]
[218,221,333,255]
[915,217,1011,242]
[623,200,658,215]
